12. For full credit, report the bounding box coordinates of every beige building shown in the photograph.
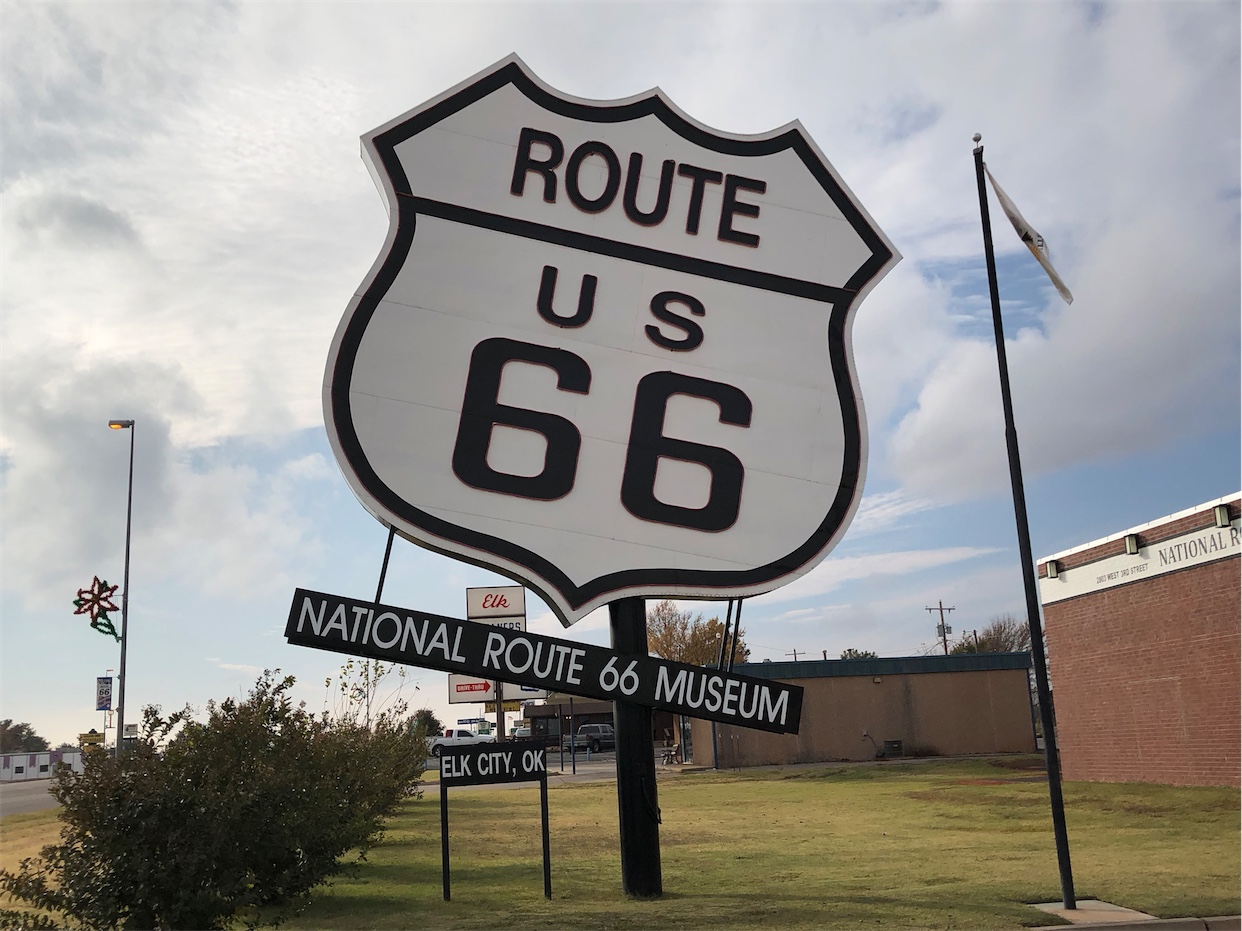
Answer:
[688,653,1037,767]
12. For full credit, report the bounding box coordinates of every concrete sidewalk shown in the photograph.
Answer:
[1032,900,1239,930]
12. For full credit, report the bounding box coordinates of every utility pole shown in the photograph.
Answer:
[108,419,136,755]
[786,648,802,661]
[926,601,955,655]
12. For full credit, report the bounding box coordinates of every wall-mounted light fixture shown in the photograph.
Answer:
[1124,534,1140,556]
[1046,559,1060,579]
[1214,504,1231,528]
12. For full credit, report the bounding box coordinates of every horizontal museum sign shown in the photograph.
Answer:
[285,588,802,734]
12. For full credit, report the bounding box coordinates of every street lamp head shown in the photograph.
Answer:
[108,420,134,429]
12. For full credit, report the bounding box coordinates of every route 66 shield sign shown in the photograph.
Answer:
[325,55,899,626]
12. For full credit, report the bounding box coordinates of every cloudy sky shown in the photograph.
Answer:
[2,2,1237,748]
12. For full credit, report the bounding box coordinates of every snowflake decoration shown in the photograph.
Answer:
[73,576,121,641]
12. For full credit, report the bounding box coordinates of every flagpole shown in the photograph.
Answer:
[972,134,1076,910]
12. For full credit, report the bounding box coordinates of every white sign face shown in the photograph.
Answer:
[325,55,899,626]
[449,610,536,703]
[448,673,495,704]
[448,674,550,704]
[1041,518,1240,605]
[506,683,551,701]
[467,585,526,619]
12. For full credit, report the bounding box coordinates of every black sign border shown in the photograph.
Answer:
[329,56,894,620]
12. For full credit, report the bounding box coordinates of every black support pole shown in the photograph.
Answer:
[374,525,396,603]
[727,599,744,671]
[609,597,662,898]
[715,599,735,669]
[973,139,1076,910]
[440,783,451,901]
[540,776,553,900]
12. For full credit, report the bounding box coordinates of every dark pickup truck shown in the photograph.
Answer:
[562,723,615,752]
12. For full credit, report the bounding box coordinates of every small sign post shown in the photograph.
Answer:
[439,739,551,901]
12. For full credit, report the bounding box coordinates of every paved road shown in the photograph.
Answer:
[0,751,665,810]
[0,779,58,817]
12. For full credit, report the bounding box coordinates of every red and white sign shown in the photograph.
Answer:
[324,55,898,626]
[448,674,493,704]
[447,674,550,704]
[467,585,526,620]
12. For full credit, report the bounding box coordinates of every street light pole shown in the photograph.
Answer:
[109,419,135,754]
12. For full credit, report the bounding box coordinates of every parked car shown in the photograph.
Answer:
[563,723,615,752]
[427,728,496,757]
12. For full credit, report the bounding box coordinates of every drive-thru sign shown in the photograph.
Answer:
[323,55,899,627]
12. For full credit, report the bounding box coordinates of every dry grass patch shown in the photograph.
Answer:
[0,808,62,926]
[0,809,60,870]
[283,757,1239,930]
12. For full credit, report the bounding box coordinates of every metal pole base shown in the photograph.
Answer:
[609,597,662,898]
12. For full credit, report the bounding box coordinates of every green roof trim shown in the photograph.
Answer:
[735,652,1033,680]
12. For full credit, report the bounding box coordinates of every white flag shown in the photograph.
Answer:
[984,164,1073,305]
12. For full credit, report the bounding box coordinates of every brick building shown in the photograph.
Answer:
[1038,493,1241,787]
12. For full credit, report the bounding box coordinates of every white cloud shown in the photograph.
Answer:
[210,660,264,675]
[851,489,940,534]
[890,199,1239,501]
[753,546,1002,606]
[1,1,1236,749]
[0,350,334,611]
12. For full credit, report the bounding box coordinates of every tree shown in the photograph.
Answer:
[646,600,750,666]
[323,658,411,729]
[0,671,425,930]
[839,648,878,660]
[950,615,1032,654]
[411,707,443,737]
[0,720,49,753]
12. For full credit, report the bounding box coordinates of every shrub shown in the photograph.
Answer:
[0,671,425,930]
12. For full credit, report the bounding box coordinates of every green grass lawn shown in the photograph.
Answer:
[283,757,1240,930]
[4,758,1236,929]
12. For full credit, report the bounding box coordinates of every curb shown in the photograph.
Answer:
[1033,918,1240,931]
